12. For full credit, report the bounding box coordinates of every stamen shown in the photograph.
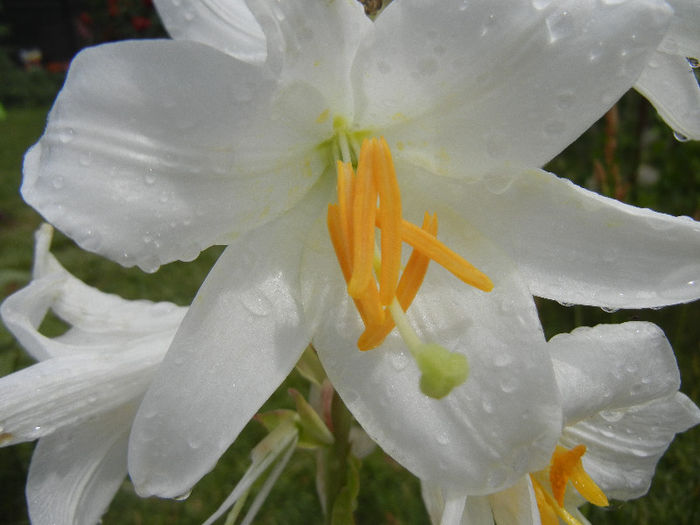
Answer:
[348,140,377,298]
[550,445,608,507]
[374,137,402,305]
[358,213,436,351]
[531,477,583,525]
[326,135,493,397]
[392,219,493,292]
[530,444,609,525]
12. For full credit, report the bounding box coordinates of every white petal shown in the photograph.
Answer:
[661,0,700,57]
[548,322,680,425]
[1,243,184,361]
[355,0,671,175]
[26,404,134,525]
[246,0,371,116]
[304,196,561,494]
[488,477,539,525]
[635,52,700,140]
[461,497,494,525]
[561,392,700,500]
[0,343,161,445]
[22,40,327,271]
[403,165,700,309]
[128,184,327,498]
[154,0,266,61]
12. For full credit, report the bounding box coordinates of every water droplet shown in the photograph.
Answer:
[556,91,575,110]
[600,306,619,313]
[183,10,195,21]
[673,130,689,142]
[599,409,624,423]
[499,375,519,393]
[144,169,156,185]
[688,58,699,69]
[532,0,553,9]
[545,10,574,43]
[343,389,359,404]
[79,152,93,166]
[239,286,273,316]
[51,176,64,189]
[482,398,494,413]
[493,354,513,367]
[159,192,169,203]
[389,351,408,371]
[485,170,515,194]
[174,490,191,501]
[486,466,507,489]
[436,432,450,445]
[543,119,566,136]
[57,127,75,143]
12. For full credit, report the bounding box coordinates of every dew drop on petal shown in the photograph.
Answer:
[389,351,408,371]
[436,432,450,446]
[174,490,191,501]
[673,130,689,142]
[545,10,573,43]
[532,0,553,9]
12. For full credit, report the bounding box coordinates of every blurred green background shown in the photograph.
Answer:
[1,2,699,524]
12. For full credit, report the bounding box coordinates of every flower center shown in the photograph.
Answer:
[531,445,609,525]
[326,134,493,398]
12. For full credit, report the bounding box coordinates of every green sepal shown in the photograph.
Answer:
[290,388,335,448]
[295,345,327,386]
[254,409,298,433]
[330,455,361,525]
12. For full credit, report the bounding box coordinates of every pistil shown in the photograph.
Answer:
[327,136,493,398]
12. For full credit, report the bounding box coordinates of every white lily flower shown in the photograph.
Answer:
[422,322,700,525]
[635,0,700,140]
[0,225,185,525]
[19,0,700,500]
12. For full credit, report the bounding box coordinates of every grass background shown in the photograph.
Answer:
[0,89,699,524]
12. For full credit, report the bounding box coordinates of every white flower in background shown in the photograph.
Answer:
[635,0,700,140]
[422,322,700,525]
[0,225,185,525]
[19,0,700,502]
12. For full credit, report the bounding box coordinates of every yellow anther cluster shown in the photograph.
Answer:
[532,445,609,525]
[327,137,493,351]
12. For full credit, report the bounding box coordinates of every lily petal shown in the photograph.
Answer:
[154,0,266,62]
[22,40,327,271]
[1,226,184,363]
[402,165,700,309]
[0,342,162,445]
[661,0,700,58]
[549,322,681,424]
[635,52,700,140]
[488,476,539,525]
[246,0,371,115]
[304,200,561,494]
[128,183,327,498]
[561,392,700,500]
[26,404,135,525]
[355,0,671,175]
[550,321,700,500]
